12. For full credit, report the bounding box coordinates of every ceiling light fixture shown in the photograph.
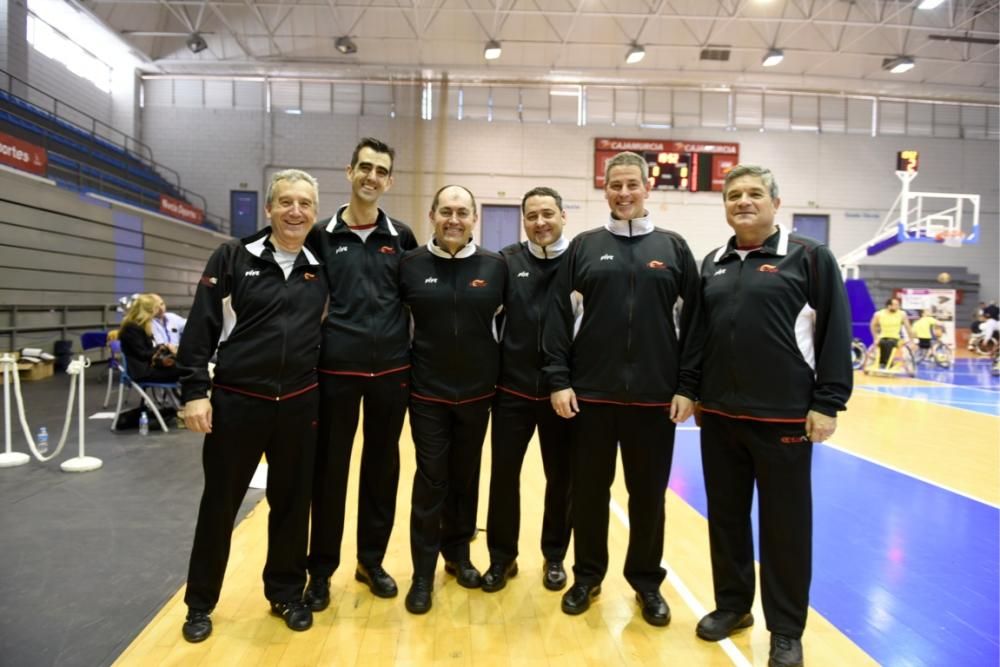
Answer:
[917,0,946,9]
[761,48,784,67]
[883,56,915,74]
[625,43,645,65]
[335,36,357,55]
[185,33,207,54]
[484,39,502,60]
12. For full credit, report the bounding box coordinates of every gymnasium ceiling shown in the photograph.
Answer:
[78,0,999,103]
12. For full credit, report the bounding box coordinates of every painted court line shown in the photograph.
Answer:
[609,498,752,667]
[821,440,999,508]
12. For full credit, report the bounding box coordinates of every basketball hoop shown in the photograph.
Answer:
[935,230,964,248]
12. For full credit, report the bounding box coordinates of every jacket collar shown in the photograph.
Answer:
[605,212,654,237]
[244,226,321,266]
[527,234,569,259]
[713,224,789,263]
[427,238,477,259]
[325,205,400,237]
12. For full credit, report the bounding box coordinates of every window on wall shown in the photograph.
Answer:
[26,0,138,92]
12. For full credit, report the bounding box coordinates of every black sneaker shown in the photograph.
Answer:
[542,560,567,591]
[181,608,212,643]
[768,634,804,667]
[270,600,313,631]
[481,561,518,593]
[303,576,330,612]
[405,576,433,614]
[444,559,482,589]
[355,563,398,598]
[696,609,754,641]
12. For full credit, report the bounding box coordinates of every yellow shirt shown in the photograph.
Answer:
[912,316,938,339]
[875,309,906,339]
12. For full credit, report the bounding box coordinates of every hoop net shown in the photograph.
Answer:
[935,229,964,248]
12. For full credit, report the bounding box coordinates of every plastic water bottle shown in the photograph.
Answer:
[36,426,49,456]
[139,411,149,436]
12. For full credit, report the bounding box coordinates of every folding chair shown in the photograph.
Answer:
[110,340,181,433]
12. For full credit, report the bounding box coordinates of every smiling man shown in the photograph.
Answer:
[693,165,852,667]
[178,169,327,642]
[304,138,417,610]
[397,185,506,614]
[542,151,700,627]
[482,186,573,593]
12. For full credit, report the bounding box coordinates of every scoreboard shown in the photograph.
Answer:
[594,138,739,191]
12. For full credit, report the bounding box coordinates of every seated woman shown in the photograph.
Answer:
[118,293,183,383]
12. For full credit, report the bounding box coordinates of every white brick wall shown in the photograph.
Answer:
[138,106,999,300]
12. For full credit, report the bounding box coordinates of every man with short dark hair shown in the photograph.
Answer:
[693,164,852,667]
[544,151,700,627]
[305,137,417,610]
[398,185,506,614]
[482,186,572,593]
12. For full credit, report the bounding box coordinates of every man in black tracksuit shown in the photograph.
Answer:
[543,152,700,627]
[398,185,506,614]
[482,186,572,593]
[304,138,417,610]
[692,165,852,667]
[178,170,327,643]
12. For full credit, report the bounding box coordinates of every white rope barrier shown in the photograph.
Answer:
[0,353,103,472]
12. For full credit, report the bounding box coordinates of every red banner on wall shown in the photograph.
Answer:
[0,131,47,176]
[160,194,204,225]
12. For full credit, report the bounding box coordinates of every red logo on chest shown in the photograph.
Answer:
[378,245,396,255]
[469,279,488,288]
[759,264,779,273]
[303,272,318,281]
[647,260,666,270]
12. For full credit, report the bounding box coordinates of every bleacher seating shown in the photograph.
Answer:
[0,89,187,203]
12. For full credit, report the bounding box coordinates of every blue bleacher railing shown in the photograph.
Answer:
[0,69,228,233]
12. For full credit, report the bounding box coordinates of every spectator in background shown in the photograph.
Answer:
[117,293,182,383]
[151,293,187,347]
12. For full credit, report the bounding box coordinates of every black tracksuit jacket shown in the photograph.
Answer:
[695,225,853,420]
[542,216,701,404]
[308,207,417,375]
[497,238,567,399]
[178,227,327,403]
[398,241,507,403]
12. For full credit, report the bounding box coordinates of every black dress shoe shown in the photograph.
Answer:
[355,563,399,598]
[481,561,518,593]
[303,576,330,612]
[561,582,601,615]
[270,600,313,631]
[444,559,482,589]
[635,590,671,627]
[405,576,433,614]
[768,634,804,667]
[542,560,567,591]
[696,609,754,641]
[181,609,212,643]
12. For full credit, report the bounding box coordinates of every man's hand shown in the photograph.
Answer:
[550,388,579,419]
[670,395,694,424]
[183,398,213,433]
[805,410,836,443]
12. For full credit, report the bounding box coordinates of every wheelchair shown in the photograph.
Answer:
[851,338,868,371]
[863,338,915,377]
[912,339,954,368]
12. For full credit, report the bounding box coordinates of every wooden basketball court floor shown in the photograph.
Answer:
[114,358,1000,667]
